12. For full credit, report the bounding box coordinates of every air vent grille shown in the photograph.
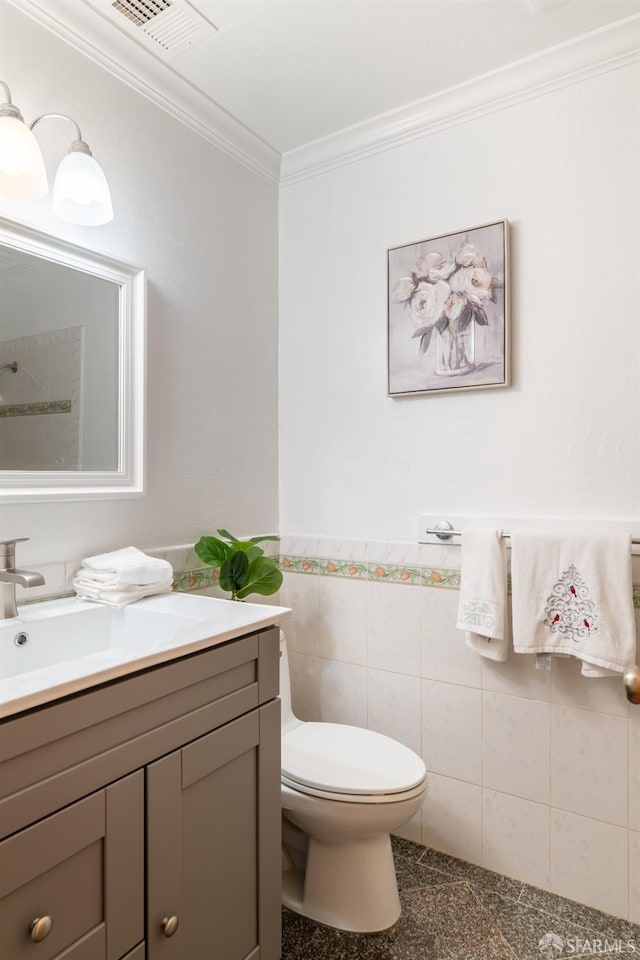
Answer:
[111,0,172,28]
[144,6,204,50]
[108,0,217,55]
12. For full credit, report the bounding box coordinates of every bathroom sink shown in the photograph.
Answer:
[0,592,291,718]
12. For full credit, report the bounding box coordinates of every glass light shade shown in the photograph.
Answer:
[0,115,48,199]
[52,150,113,225]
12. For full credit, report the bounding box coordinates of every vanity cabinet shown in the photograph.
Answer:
[0,626,281,960]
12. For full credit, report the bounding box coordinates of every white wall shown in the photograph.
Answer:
[278,61,640,920]
[279,64,640,540]
[0,2,280,566]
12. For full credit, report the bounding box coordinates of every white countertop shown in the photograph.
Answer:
[0,593,292,719]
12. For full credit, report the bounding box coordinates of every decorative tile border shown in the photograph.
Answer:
[280,556,324,575]
[279,554,460,589]
[172,566,220,592]
[0,399,71,418]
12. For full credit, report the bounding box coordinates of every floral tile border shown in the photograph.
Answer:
[279,554,460,589]
[0,399,71,418]
[172,567,220,592]
[280,555,325,575]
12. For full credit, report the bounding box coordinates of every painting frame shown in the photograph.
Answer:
[387,219,510,397]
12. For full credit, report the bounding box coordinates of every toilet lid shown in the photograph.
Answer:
[282,722,426,797]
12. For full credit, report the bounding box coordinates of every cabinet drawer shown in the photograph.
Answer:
[0,772,143,960]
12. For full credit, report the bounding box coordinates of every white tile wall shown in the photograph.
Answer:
[422,773,482,866]
[422,679,482,784]
[281,533,640,922]
[482,691,550,804]
[550,705,627,827]
[368,668,421,753]
[421,586,482,688]
[279,569,320,656]
[550,810,628,918]
[318,576,367,665]
[319,658,367,726]
[481,645,550,701]
[482,790,550,887]
[550,655,629,718]
[367,581,421,676]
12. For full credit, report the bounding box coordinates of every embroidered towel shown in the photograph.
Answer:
[456,527,510,662]
[80,546,172,587]
[510,529,636,675]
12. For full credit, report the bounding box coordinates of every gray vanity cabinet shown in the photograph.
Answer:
[0,772,143,960]
[147,700,280,960]
[0,626,281,960]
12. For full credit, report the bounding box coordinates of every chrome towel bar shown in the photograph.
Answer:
[426,520,640,546]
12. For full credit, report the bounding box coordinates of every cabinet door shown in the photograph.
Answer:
[0,772,143,960]
[147,700,281,960]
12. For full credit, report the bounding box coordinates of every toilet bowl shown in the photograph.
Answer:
[280,636,427,933]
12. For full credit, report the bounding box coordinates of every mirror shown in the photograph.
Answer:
[0,216,145,501]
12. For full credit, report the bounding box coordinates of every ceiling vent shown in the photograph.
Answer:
[94,0,217,58]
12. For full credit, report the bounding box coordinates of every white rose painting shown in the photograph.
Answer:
[387,220,509,396]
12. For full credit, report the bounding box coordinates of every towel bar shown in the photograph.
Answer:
[426,520,640,705]
[426,520,640,546]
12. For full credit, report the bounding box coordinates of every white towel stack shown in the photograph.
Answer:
[456,527,510,661]
[73,546,173,607]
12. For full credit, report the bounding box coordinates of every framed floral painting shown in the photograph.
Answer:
[387,220,510,396]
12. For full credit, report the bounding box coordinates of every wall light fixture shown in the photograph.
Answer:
[0,82,113,225]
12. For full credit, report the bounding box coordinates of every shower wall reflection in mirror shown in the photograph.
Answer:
[0,249,119,471]
[0,216,145,501]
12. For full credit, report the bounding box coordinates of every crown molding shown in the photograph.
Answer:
[280,14,640,187]
[6,0,281,185]
[7,1,638,190]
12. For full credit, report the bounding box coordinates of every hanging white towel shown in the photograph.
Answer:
[80,546,172,587]
[510,529,636,676]
[456,527,510,662]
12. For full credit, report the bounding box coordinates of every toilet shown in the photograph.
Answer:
[279,636,427,933]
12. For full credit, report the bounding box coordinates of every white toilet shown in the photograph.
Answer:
[279,636,427,933]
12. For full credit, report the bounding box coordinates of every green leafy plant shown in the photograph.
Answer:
[194,529,282,601]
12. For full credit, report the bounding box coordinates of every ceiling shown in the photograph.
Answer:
[10,0,640,158]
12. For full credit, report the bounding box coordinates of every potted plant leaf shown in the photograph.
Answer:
[194,529,282,601]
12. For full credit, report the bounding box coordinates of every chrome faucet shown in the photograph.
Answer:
[0,538,45,619]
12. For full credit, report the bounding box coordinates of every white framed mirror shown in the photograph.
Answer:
[0,216,145,501]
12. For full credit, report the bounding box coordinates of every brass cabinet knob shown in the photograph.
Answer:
[161,916,179,938]
[30,916,52,942]
[625,666,640,704]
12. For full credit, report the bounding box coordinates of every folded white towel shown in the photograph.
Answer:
[511,529,636,676]
[73,579,173,607]
[456,527,510,662]
[74,577,172,593]
[80,546,172,587]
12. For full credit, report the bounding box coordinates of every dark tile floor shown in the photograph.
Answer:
[281,837,640,960]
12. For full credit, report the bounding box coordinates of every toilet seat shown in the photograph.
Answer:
[282,722,426,803]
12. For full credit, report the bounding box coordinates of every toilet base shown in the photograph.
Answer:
[282,831,401,933]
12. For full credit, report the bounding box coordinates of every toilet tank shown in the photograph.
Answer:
[279,634,302,733]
